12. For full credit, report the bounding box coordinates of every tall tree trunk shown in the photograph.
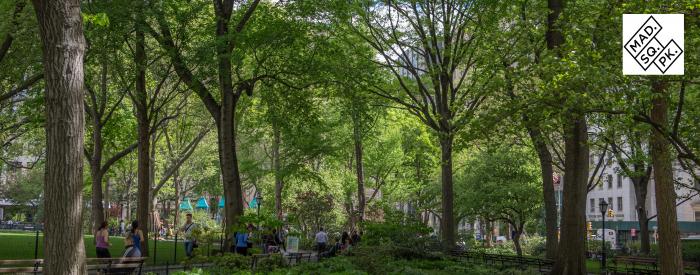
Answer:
[650,80,683,275]
[90,123,105,231]
[485,220,493,247]
[135,23,150,256]
[637,207,651,254]
[526,124,558,259]
[632,167,652,255]
[552,113,589,275]
[104,178,111,221]
[439,134,455,250]
[219,93,244,249]
[273,123,284,220]
[215,2,246,249]
[545,0,590,273]
[352,113,366,224]
[32,0,87,272]
[513,226,524,256]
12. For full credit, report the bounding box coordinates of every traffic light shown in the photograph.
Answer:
[587,221,592,231]
[607,209,615,218]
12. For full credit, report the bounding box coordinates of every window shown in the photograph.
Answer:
[590,199,595,213]
[608,197,613,211]
[617,197,623,211]
[617,174,623,188]
[607,174,613,189]
[695,211,700,222]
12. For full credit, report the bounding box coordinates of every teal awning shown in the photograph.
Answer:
[196,197,209,209]
[591,221,700,233]
[218,197,224,208]
[249,197,258,209]
[179,198,193,211]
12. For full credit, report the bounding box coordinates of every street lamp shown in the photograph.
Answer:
[256,192,263,217]
[599,200,609,272]
[255,192,263,250]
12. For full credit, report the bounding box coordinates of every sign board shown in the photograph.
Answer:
[286,236,299,253]
[623,14,684,75]
[593,229,617,247]
[631,228,637,237]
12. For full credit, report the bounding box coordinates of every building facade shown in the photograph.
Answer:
[585,157,700,246]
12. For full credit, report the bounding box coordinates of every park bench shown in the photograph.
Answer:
[284,252,314,265]
[0,259,43,274]
[449,250,553,273]
[251,253,271,270]
[608,256,659,275]
[608,256,700,275]
[86,257,147,274]
[0,257,146,275]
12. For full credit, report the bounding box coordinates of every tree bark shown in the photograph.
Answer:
[526,123,558,259]
[32,0,87,273]
[632,165,652,255]
[545,0,590,273]
[219,92,244,249]
[513,227,524,256]
[90,121,105,231]
[352,112,366,224]
[439,134,455,250]
[552,113,589,275]
[273,123,284,220]
[135,21,150,256]
[214,0,249,249]
[650,80,683,275]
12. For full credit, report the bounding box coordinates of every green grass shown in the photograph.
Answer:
[0,231,209,266]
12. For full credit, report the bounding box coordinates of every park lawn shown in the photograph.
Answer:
[0,231,191,266]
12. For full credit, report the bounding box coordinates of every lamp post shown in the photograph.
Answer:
[255,192,263,250]
[599,200,609,272]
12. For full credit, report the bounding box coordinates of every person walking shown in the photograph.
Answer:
[180,213,198,257]
[123,221,144,257]
[119,220,125,235]
[341,232,350,248]
[351,230,361,245]
[234,226,252,255]
[95,221,111,258]
[315,227,328,254]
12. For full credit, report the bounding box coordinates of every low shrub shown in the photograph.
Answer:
[522,236,546,257]
[255,254,287,272]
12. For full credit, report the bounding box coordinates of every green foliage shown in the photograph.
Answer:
[183,254,250,272]
[588,240,613,254]
[521,236,547,257]
[361,210,433,258]
[255,254,288,272]
[470,243,517,256]
[682,240,700,262]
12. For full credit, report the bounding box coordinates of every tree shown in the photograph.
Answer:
[83,58,137,232]
[0,0,44,169]
[457,146,542,256]
[650,80,683,275]
[603,125,653,254]
[545,0,591,273]
[1,164,43,220]
[346,0,502,249]
[147,1,332,246]
[32,0,87,272]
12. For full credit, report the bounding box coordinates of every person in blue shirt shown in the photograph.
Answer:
[235,225,252,255]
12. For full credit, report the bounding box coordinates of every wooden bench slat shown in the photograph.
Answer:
[0,267,42,272]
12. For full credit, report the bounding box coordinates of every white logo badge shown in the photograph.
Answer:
[623,14,684,75]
